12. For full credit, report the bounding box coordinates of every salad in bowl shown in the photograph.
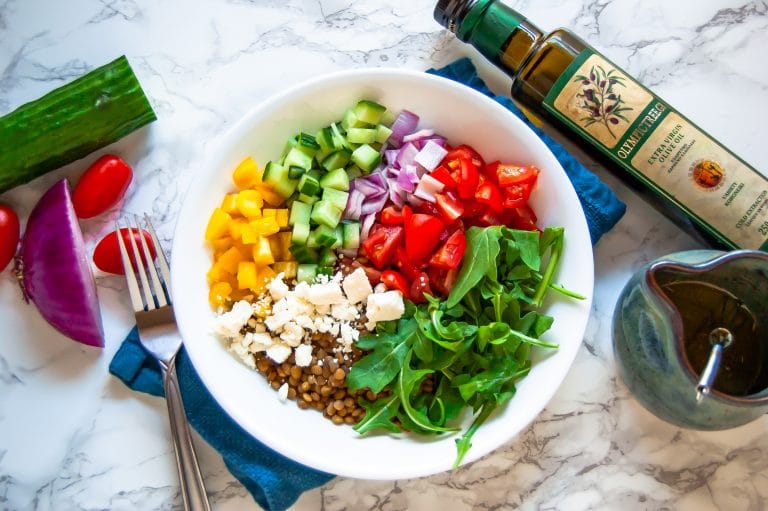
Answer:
[171,69,593,479]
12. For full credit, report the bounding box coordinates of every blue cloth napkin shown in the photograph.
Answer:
[109,59,626,511]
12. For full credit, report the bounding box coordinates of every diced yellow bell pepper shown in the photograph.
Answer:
[237,261,258,290]
[209,281,233,308]
[261,208,277,218]
[252,236,275,265]
[256,183,285,207]
[220,194,240,215]
[210,237,233,254]
[249,216,280,237]
[236,189,263,219]
[276,232,293,260]
[240,224,259,245]
[275,209,289,228]
[227,218,247,241]
[218,246,245,274]
[258,265,276,284]
[272,261,298,280]
[267,235,282,261]
[232,156,262,190]
[205,208,231,241]
[207,262,227,283]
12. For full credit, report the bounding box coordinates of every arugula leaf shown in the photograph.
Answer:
[353,395,401,435]
[510,229,542,270]
[397,351,457,433]
[446,226,501,307]
[347,319,417,393]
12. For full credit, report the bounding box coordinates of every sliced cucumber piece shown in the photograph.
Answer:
[330,122,349,149]
[314,224,339,247]
[319,167,349,191]
[321,149,352,171]
[306,229,320,248]
[330,225,343,249]
[321,188,350,211]
[351,144,381,172]
[263,161,299,198]
[288,165,306,179]
[342,109,366,130]
[295,132,320,156]
[288,200,312,226]
[283,146,313,171]
[317,266,335,277]
[342,221,360,249]
[310,200,343,228]
[375,124,393,144]
[291,221,310,245]
[290,245,318,264]
[346,127,378,145]
[319,248,337,267]
[354,100,386,125]
[297,171,321,196]
[298,193,319,205]
[297,264,318,283]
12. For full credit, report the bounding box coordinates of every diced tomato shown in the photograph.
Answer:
[401,205,413,224]
[462,200,486,219]
[429,266,459,295]
[455,155,479,199]
[429,165,456,189]
[361,224,403,269]
[381,270,410,297]
[496,164,539,186]
[474,181,503,213]
[446,145,485,169]
[395,246,423,281]
[415,200,440,218]
[429,229,466,270]
[405,213,445,263]
[484,161,500,184]
[409,272,433,304]
[380,206,404,225]
[434,192,464,223]
[501,183,533,209]
[508,204,539,231]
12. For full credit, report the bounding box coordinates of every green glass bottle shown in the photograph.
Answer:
[434,0,768,251]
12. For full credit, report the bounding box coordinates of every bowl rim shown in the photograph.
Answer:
[171,66,594,479]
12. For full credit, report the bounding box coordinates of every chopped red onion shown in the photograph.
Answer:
[414,174,445,202]
[414,140,448,172]
[343,189,365,220]
[402,129,435,144]
[361,213,377,240]
[389,110,419,148]
[396,142,419,169]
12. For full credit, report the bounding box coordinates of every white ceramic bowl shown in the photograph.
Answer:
[171,68,594,480]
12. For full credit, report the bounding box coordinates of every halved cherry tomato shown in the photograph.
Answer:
[429,229,466,270]
[93,228,156,275]
[72,155,133,219]
[395,246,423,281]
[429,165,456,189]
[409,272,433,304]
[434,192,464,223]
[446,145,485,169]
[380,206,404,225]
[455,155,479,199]
[415,200,440,218]
[496,164,539,187]
[509,204,539,231]
[429,266,458,295]
[502,183,533,209]
[475,181,503,213]
[361,224,403,269]
[484,161,500,184]
[0,204,20,272]
[381,270,410,297]
[405,213,445,263]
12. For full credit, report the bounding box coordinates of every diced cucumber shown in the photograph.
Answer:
[283,146,313,171]
[314,224,340,247]
[354,100,386,125]
[317,266,335,277]
[330,122,350,149]
[263,161,299,198]
[295,132,320,156]
[281,135,297,160]
[321,149,352,171]
[342,109,367,130]
[381,109,396,126]
[298,193,319,205]
[306,229,320,248]
[342,221,360,249]
[316,127,335,152]
[297,264,318,283]
[330,225,343,249]
[375,124,393,144]
[345,165,363,179]
[351,144,381,172]
[319,248,337,267]
[321,188,350,211]
[288,165,306,179]
[290,245,319,264]
[297,171,321,196]
[346,127,378,145]
[310,200,343,228]
[291,221,310,245]
[319,167,349,191]
[288,200,312,226]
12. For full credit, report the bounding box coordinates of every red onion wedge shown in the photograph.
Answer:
[19,179,104,347]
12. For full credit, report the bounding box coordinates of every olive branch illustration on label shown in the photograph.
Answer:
[573,65,632,139]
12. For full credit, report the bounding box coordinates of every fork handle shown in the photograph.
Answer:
[160,357,212,511]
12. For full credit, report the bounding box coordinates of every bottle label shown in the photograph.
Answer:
[542,49,768,250]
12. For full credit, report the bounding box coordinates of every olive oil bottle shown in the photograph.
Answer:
[434,0,768,251]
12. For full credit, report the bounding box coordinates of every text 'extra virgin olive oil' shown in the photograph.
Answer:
[434,0,768,251]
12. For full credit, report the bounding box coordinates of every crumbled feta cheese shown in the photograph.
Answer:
[268,273,290,301]
[365,291,405,330]
[307,281,345,305]
[339,322,359,351]
[266,343,291,364]
[294,314,314,329]
[214,300,253,338]
[277,383,289,401]
[342,268,373,304]
[374,283,387,294]
[331,303,359,321]
[245,332,273,353]
[293,281,311,300]
[294,344,313,367]
[280,322,304,347]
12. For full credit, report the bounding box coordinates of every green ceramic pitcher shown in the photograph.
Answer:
[612,249,768,429]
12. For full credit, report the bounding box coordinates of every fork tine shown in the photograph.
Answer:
[125,216,156,310]
[135,214,168,307]
[144,213,172,301]
[116,219,146,313]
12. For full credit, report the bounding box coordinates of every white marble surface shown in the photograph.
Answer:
[1,0,767,509]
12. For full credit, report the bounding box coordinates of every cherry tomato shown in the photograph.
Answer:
[409,272,433,304]
[405,213,445,263]
[502,183,533,209]
[475,181,503,213]
[381,270,410,297]
[93,228,156,275]
[0,204,20,272]
[394,246,423,281]
[508,204,539,231]
[429,229,466,270]
[434,192,464,223]
[496,164,539,187]
[379,206,404,225]
[72,155,133,219]
[455,155,480,199]
[361,224,403,270]
[429,266,458,296]
[429,165,456,189]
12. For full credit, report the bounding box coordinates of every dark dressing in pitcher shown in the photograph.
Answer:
[660,280,767,396]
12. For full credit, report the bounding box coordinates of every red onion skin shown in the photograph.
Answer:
[20,179,104,347]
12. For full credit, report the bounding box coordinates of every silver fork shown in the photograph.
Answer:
[116,214,211,511]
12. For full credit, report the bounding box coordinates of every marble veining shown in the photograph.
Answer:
[1,0,767,510]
